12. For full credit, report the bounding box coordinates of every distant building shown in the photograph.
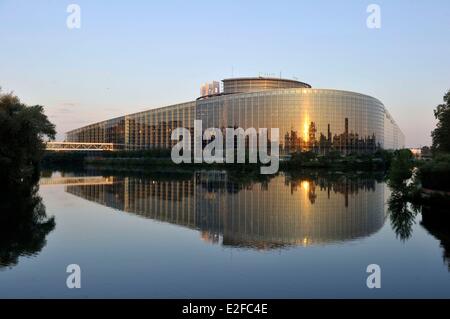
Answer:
[411,146,432,160]
[410,148,422,158]
[200,81,220,97]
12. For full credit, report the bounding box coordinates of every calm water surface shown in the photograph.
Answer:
[0,170,449,298]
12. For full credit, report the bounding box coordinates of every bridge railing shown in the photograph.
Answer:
[46,142,125,151]
[39,176,115,186]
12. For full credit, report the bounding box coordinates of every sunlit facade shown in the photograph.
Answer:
[66,77,405,153]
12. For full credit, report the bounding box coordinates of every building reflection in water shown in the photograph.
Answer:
[64,171,387,250]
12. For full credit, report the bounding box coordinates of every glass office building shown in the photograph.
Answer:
[66,77,404,153]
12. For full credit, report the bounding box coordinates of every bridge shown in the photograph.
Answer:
[39,176,115,186]
[45,142,121,152]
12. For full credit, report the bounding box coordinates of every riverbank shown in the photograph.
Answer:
[45,148,449,204]
[41,149,394,173]
[387,150,450,205]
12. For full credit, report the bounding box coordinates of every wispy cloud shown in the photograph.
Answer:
[60,102,78,107]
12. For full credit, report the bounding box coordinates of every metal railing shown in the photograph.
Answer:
[39,176,115,186]
[45,142,123,151]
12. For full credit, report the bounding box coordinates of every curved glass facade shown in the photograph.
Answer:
[124,102,195,150]
[66,116,125,145]
[66,78,404,153]
[197,88,392,154]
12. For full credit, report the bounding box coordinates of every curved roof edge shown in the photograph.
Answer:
[222,76,311,86]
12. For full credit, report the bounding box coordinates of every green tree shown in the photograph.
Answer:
[431,89,450,154]
[388,149,414,189]
[0,89,56,185]
[0,89,56,267]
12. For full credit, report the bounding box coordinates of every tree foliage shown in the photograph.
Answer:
[431,89,450,154]
[0,89,56,185]
[0,89,56,267]
[388,149,414,189]
[419,153,450,191]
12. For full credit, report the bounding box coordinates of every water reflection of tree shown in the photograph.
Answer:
[196,170,383,205]
[385,179,450,267]
[387,150,450,269]
[421,204,450,270]
[288,171,383,206]
[386,150,420,241]
[0,178,55,268]
[387,189,420,241]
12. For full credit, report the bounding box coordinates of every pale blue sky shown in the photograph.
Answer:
[1,0,449,146]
